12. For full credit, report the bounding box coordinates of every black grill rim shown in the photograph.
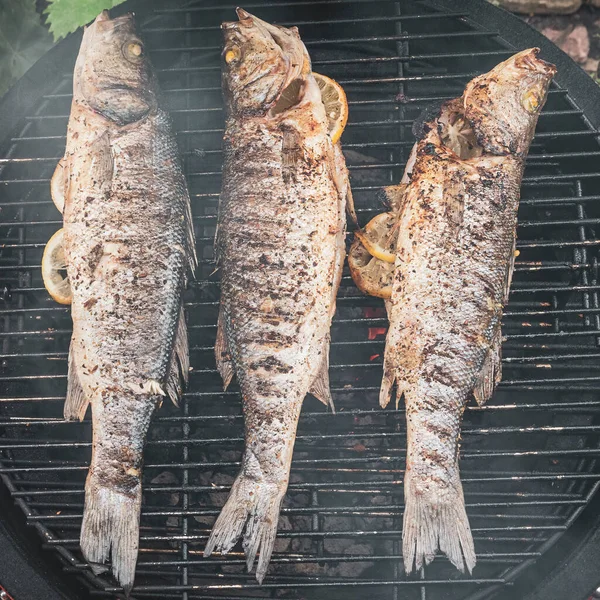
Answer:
[2,0,600,599]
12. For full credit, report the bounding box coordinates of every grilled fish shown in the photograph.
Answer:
[203,9,352,582]
[49,11,196,592]
[380,49,555,574]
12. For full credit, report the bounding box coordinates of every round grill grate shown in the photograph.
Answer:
[2,1,600,599]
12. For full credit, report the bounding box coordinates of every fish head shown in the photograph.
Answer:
[463,48,556,156]
[74,10,157,125]
[221,8,310,116]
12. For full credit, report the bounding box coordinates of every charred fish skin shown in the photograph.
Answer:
[204,9,351,583]
[380,49,555,575]
[50,11,196,593]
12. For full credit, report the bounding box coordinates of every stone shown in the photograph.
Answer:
[541,24,589,63]
[494,0,582,14]
[583,57,599,74]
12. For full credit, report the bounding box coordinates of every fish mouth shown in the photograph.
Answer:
[513,48,557,77]
[93,9,135,28]
[222,8,309,107]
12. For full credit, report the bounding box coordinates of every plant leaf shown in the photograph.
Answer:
[0,0,54,98]
[44,0,128,41]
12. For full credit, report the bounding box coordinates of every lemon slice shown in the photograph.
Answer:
[42,228,72,305]
[353,212,398,264]
[314,73,348,144]
[348,236,394,299]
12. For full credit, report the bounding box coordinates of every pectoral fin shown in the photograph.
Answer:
[345,182,357,225]
[473,239,513,406]
[64,339,89,421]
[166,308,190,407]
[215,307,234,391]
[504,237,517,304]
[473,326,502,406]
[88,131,113,193]
[309,335,335,413]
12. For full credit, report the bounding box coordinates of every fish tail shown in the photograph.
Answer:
[81,470,141,595]
[204,473,285,584]
[403,465,476,575]
[81,393,156,594]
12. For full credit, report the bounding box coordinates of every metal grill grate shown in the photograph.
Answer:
[2,0,600,598]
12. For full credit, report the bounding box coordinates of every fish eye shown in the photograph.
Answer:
[124,41,144,61]
[522,88,541,114]
[224,46,241,64]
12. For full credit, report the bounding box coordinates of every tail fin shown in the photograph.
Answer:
[403,467,476,574]
[204,474,284,584]
[81,473,141,595]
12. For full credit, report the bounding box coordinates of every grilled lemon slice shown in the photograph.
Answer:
[348,235,394,299]
[42,228,72,305]
[271,72,348,144]
[353,212,398,264]
[313,73,348,144]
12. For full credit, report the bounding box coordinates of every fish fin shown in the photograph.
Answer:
[473,326,502,406]
[380,357,408,410]
[403,464,476,575]
[183,187,198,274]
[380,367,407,409]
[379,367,396,409]
[142,380,166,396]
[345,179,357,225]
[64,340,89,421]
[166,309,189,407]
[156,109,197,274]
[215,307,234,391]
[330,142,356,224]
[281,129,301,185]
[50,157,68,214]
[175,308,190,385]
[384,299,393,316]
[213,221,221,267]
[81,474,141,595]
[504,237,516,304]
[309,337,335,413]
[204,475,284,584]
[88,131,113,192]
[166,363,183,408]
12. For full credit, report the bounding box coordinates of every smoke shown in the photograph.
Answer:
[0,0,53,99]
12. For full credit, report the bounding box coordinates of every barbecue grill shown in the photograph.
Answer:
[1,0,600,598]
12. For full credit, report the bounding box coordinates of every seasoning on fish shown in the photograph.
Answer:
[378,49,555,574]
[44,11,196,592]
[203,9,352,583]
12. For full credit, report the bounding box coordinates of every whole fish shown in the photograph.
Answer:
[203,9,352,582]
[380,49,555,574]
[49,11,196,592]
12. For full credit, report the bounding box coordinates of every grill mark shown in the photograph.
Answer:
[427,363,462,388]
[423,420,455,441]
[248,356,293,374]
[421,448,451,467]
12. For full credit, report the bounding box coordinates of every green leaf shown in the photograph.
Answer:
[44,0,128,41]
[0,0,54,98]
